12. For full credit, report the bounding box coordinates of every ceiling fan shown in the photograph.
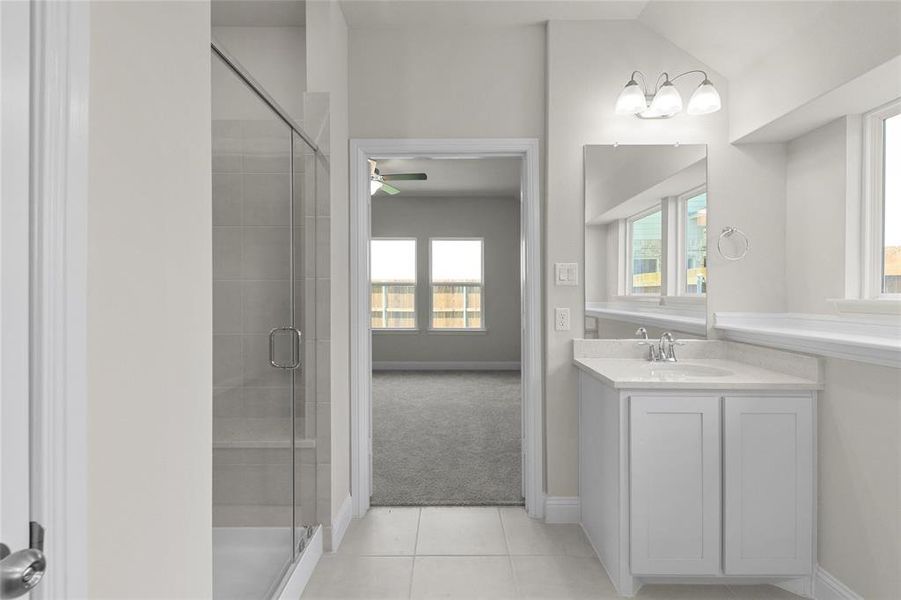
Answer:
[369,159,427,195]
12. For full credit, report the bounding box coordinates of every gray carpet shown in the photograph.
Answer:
[371,370,523,506]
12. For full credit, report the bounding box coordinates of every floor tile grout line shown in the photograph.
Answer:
[413,507,422,556]
[496,506,521,597]
[408,507,422,599]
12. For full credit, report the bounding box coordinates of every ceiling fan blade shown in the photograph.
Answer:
[381,173,427,181]
[380,183,401,195]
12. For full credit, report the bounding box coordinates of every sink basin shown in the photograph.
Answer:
[646,363,734,378]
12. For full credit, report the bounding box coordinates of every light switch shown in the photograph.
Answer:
[555,262,578,286]
[555,307,571,331]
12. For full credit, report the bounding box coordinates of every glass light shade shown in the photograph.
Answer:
[370,179,382,195]
[687,79,722,115]
[649,81,683,117]
[615,80,648,115]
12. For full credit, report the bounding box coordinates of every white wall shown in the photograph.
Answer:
[817,358,900,599]
[348,26,545,138]
[87,2,211,597]
[212,26,306,120]
[783,116,901,598]
[546,19,787,496]
[306,0,350,546]
[785,117,848,313]
[371,196,521,364]
[730,2,901,141]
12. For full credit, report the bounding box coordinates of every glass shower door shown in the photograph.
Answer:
[212,51,300,600]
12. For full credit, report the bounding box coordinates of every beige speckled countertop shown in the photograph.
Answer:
[573,340,823,390]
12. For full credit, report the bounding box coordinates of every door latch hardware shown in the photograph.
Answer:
[1,522,47,598]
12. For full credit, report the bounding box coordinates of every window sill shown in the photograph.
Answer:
[585,302,707,335]
[829,298,901,316]
[426,328,488,334]
[372,328,419,334]
[714,312,901,368]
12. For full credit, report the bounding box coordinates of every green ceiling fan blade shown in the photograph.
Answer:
[381,173,427,181]
[380,183,401,195]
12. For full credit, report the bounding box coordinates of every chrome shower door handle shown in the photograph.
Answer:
[268,327,302,370]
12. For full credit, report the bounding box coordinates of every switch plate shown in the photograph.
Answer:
[555,307,571,331]
[555,262,578,286]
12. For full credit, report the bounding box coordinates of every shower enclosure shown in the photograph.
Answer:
[211,41,322,600]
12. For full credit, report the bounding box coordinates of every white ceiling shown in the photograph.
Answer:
[340,0,646,28]
[211,0,306,27]
[635,1,833,80]
[339,0,853,83]
[372,157,521,197]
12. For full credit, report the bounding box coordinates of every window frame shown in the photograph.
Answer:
[624,204,664,297]
[862,98,901,300]
[369,236,418,332]
[676,185,708,297]
[428,237,487,332]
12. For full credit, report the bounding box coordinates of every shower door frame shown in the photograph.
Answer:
[349,138,544,520]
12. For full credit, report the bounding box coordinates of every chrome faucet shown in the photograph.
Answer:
[635,327,661,361]
[635,328,683,362]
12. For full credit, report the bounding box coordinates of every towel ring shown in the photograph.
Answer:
[717,226,750,261]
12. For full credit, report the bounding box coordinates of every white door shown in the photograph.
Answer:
[723,395,814,575]
[1,2,46,597]
[630,395,721,575]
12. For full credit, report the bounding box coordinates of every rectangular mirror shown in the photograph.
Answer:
[584,144,708,339]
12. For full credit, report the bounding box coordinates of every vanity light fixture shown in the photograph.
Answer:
[615,70,721,119]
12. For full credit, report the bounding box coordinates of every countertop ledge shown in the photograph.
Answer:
[573,339,823,390]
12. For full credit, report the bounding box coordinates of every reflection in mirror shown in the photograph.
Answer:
[584,144,708,340]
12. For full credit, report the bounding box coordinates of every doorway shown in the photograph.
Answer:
[349,139,543,519]
[368,158,523,505]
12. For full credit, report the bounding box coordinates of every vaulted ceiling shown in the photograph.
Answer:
[339,0,879,84]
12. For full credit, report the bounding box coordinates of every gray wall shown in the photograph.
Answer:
[372,196,521,365]
[87,1,212,596]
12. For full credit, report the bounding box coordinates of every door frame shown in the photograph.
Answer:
[28,2,90,597]
[349,138,544,518]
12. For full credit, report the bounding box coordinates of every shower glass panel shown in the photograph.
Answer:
[212,49,318,600]
[293,132,319,536]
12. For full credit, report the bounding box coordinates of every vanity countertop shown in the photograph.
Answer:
[573,339,823,390]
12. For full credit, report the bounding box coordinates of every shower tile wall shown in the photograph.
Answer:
[212,117,317,528]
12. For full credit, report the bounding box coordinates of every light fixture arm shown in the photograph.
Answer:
[669,70,711,84]
[629,70,650,93]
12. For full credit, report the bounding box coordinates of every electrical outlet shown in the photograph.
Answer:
[555,307,571,331]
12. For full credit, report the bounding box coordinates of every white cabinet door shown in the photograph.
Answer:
[630,395,721,575]
[724,396,814,575]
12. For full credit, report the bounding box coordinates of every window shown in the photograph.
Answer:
[430,239,484,329]
[370,239,416,329]
[682,191,707,295]
[863,99,901,299]
[882,113,900,294]
[627,208,662,295]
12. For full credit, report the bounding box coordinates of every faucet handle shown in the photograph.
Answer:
[635,327,649,340]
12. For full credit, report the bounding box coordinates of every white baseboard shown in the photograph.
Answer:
[775,577,813,598]
[544,496,580,524]
[277,526,323,600]
[814,566,862,600]
[372,361,521,371]
[328,494,353,552]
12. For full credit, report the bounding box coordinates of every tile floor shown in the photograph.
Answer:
[300,507,802,600]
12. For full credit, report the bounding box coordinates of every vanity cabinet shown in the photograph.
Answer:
[630,395,721,575]
[578,372,817,596]
[723,396,814,575]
